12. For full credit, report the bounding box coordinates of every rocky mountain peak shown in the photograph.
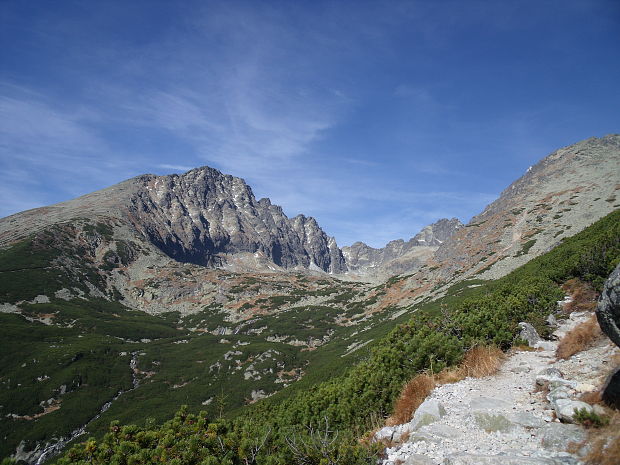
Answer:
[123,167,347,273]
[0,164,348,274]
[342,217,463,277]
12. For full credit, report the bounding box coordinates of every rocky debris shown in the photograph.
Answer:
[596,262,620,348]
[379,311,619,465]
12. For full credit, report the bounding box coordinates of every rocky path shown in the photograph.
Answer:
[378,312,619,465]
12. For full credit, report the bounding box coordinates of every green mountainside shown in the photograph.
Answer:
[1,135,618,464]
[49,209,620,465]
[2,208,618,464]
[0,221,415,462]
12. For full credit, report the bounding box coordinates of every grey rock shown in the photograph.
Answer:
[518,322,541,346]
[404,454,435,465]
[474,411,514,432]
[469,396,510,410]
[417,423,461,438]
[509,412,546,428]
[534,341,556,351]
[375,426,397,442]
[410,398,446,430]
[538,368,563,378]
[546,386,574,403]
[602,366,620,409]
[375,423,412,443]
[444,453,566,465]
[552,399,593,423]
[546,314,559,327]
[409,432,442,444]
[511,366,530,373]
[596,262,620,347]
[540,423,587,450]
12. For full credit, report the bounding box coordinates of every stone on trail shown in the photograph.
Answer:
[469,396,510,410]
[444,453,568,464]
[403,453,435,465]
[508,411,546,428]
[474,411,515,432]
[410,398,446,430]
[518,322,542,347]
[551,398,593,423]
[540,423,587,450]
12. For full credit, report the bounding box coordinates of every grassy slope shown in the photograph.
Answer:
[49,209,619,465]
[0,224,414,460]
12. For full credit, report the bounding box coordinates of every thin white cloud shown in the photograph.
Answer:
[157,164,193,172]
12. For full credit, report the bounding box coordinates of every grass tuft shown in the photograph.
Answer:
[385,374,435,426]
[459,345,505,378]
[556,314,602,360]
[580,412,620,465]
[561,279,598,313]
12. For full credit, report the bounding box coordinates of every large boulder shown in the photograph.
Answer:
[596,263,620,409]
[602,366,620,409]
[409,398,446,430]
[596,262,620,348]
[518,322,541,346]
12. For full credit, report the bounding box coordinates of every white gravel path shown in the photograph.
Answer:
[378,312,619,465]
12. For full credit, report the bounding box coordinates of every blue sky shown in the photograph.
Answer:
[1,1,619,247]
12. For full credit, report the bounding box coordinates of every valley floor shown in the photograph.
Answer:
[379,311,619,465]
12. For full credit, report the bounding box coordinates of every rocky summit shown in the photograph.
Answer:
[342,218,463,278]
[1,166,347,274]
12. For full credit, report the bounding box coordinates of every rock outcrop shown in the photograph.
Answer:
[596,262,620,409]
[126,168,347,272]
[596,262,620,348]
[0,166,347,274]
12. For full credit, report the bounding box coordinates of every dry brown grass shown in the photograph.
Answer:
[556,314,602,360]
[561,278,599,313]
[581,412,620,465]
[460,346,505,378]
[386,346,504,427]
[579,390,603,405]
[385,374,435,426]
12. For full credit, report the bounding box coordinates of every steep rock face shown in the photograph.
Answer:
[0,166,347,274]
[125,168,347,272]
[342,218,462,276]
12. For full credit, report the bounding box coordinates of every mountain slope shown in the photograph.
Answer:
[0,166,347,274]
[1,134,619,463]
[383,134,620,307]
